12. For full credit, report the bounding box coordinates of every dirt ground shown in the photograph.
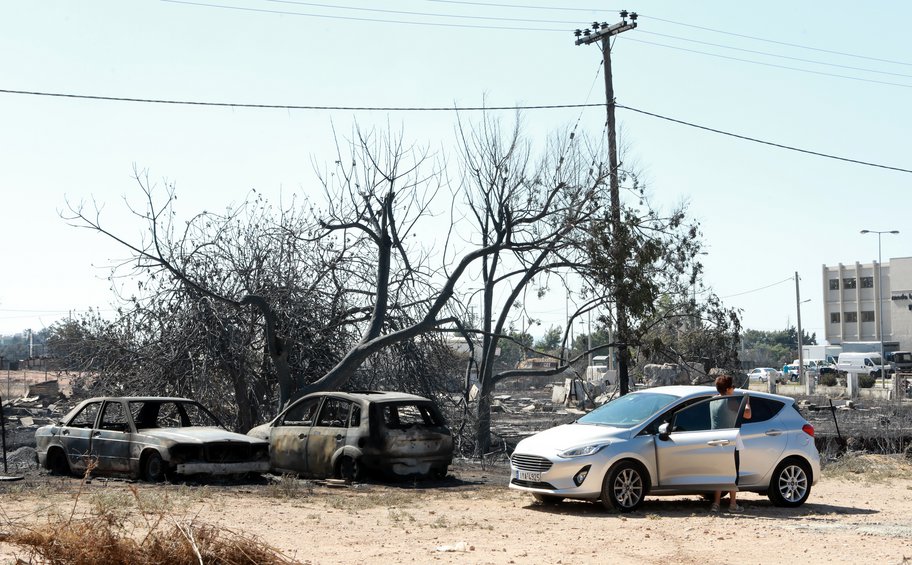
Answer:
[1,456,911,565]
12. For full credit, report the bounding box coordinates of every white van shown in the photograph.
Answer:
[836,352,888,377]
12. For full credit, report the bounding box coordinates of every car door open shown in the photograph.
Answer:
[654,395,742,491]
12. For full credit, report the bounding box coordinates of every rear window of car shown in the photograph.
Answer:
[380,402,443,429]
[745,397,784,423]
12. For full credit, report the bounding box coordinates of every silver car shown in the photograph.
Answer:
[509,386,820,512]
[36,397,271,481]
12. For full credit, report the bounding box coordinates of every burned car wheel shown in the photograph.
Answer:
[338,456,362,483]
[47,448,71,476]
[601,461,647,513]
[142,451,166,482]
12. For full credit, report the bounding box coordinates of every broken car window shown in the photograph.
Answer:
[99,402,129,432]
[281,398,320,426]
[69,402,101,429]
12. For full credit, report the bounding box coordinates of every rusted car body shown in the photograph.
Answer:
[35,397,270,480]
[247,391,453,480]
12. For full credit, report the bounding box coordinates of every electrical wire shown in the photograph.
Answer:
[637,30,912,79]
[615,104,912,174]
[626,37,912,89]
[161,0,567,31]
[721,277,793,299]
[1,88,909,174]
[419,2,912,67]
[638,14,912,67]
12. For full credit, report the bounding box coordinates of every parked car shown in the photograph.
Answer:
[35,397,271,481]
[747,367,778,383]
[247,391,453,481]
[509,385,819,512]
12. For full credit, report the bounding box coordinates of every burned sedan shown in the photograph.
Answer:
[36,397,270,481]
[247,391,453,481]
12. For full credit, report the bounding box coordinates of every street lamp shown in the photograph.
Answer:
[860,229,899,392]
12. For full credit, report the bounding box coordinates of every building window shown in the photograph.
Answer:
[843,277,857,289]
[829,279,839,290]
[861,276,874,288]
[845,311,858,323]
[861,310,876,322]
[830,313,840,324]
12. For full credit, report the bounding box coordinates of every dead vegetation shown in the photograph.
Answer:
[1,480,300,565]
[822,452,912,483]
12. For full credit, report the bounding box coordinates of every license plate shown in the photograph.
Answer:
[514,470,541,482]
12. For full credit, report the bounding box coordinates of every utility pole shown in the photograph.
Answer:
[575,11,637,395]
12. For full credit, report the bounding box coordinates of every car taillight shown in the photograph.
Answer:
[802,424,815,437]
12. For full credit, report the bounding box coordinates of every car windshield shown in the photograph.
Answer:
[577,392,678,428]
[129,400,223,429]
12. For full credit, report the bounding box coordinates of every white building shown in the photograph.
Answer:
[822,256,912,351]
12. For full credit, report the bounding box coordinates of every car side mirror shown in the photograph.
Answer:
[657,422,670,441]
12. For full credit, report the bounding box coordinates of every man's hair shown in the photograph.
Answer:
[715,375,734,394]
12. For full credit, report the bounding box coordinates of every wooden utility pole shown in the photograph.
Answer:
[575,11,637,395]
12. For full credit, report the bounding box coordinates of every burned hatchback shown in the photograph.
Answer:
[247,391,453,481]
[35,397,271,481]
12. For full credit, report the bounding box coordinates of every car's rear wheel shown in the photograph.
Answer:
[767,458,812,507]
[338,455,362,483]
[601,461,647,512]
[47,448,71,476]
[533,493,564,505]
[141,451,166,482]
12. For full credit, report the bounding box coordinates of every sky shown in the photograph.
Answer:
[1,0,910,343]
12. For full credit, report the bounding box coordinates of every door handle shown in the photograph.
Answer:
[335,434,344,441]
[62,430,70,435]
[298,433,307,440]
[92,431,101,437]
[706,439,731,447]
[765,429,783,436]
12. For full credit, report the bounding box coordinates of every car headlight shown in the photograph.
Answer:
[558,443,609,458]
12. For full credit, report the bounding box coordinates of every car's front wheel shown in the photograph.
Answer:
[767,458,812,507]
[601,461,647,512]
[46,448,71,476]
[141,451,167,482]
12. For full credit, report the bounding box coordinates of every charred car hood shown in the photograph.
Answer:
[140,427,266,444]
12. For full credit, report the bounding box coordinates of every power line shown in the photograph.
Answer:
[2,88,909,174]
[263,0,579,24]
[0,88,594,110]
[626,37,912,89]
[638,14,912,68]
[637,30,912,79]
[722,277,793,299]
[161,0,567,31]
[615,104,912,174]
[421,2,912,67]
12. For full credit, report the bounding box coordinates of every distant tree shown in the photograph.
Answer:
[741,326,815,368]
[534,326,564,354]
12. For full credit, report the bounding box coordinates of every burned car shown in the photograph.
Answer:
[247,391,453,480]
[35,397,270,481]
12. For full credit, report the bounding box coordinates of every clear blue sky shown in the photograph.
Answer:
[1,1,909,342]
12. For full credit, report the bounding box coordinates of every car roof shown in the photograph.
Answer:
[634,385,794,404]
[297,390,434,403]
[76,397,196,403]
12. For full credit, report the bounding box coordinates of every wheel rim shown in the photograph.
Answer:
[777,464,808,503]
[613,468,644,509]
[146,454,163,480]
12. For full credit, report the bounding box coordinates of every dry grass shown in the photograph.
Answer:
[1,478,301,565]
[822,452,912,483]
